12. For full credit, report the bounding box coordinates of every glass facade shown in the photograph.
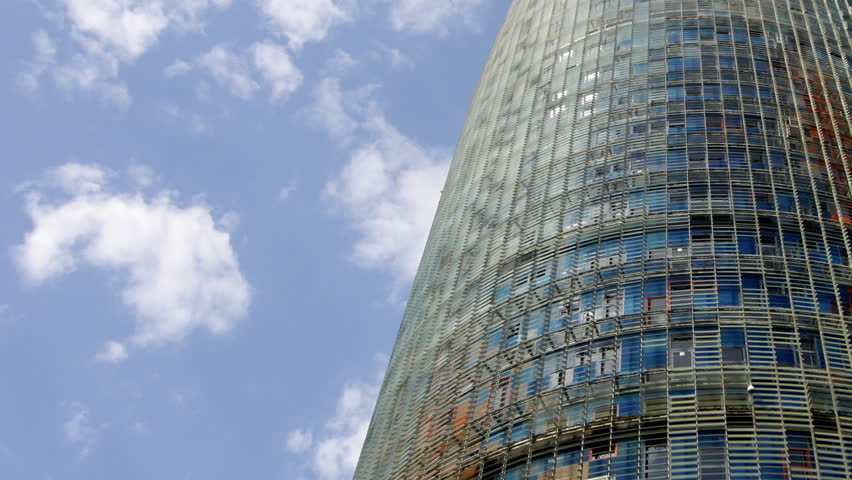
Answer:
[355,0,852,479]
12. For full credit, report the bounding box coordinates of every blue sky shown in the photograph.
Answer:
[0,1,511,478]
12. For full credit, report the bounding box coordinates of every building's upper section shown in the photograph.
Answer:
[356,0,852,479]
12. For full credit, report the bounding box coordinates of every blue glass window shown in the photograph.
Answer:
[718,285,741,306]
[617,394,641,416]
[668,86,685,101]
[643,330,668,369]
[621,335,641,373]
[721,327,746,364]
[667,58,684,72]
[737,234,757,254]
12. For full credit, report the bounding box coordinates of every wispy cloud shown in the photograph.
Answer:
[94,341,128,363]
[127,162,157,188]
[131,421,151,434]
[285,429,313,453]
[192,42,302,103]
[16,30,57,94]
[63,403,103,458]
[163,59,192,79]
[307,78,361,145]
[323,49,358,77]
[326,115,450,290]
[251,42,303,102]
[286,357,386,480]
[256,0,355,50]
[386,0,486,35]
[17,0,231,106]
[278,179,299,202]
[197,45,260,100]
[312,78,450,291]
[0,304,21,326]
[370,43,413,70]
[13,163,251,358]
[161,104,213,135]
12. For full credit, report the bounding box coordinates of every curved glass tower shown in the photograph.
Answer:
[356,1,852,479]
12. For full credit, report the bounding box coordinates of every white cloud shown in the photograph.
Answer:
[163,59,192,78]
[315,79,449,288]
[13,163,251,354]
[308,78,360,145]
[327,116,449,287]
[387,0,486,35]
[194,43,302,103]
[19,0,230,106]
[323,49,358,76]
[95,340,128,363]
[43,162,109,195]
[127,162,157,187]
[161,103,212,135]
[63,403,102,458]
[51,48,132,108]
[278,179,298,202]
[288,359,385,480]
[0,304,20,326]
[218,211,240,232]
[370,44,413,70]
[171,391,189,407]
[62,0,169,61]
[197,45,259,100]
[195,80,213,103]
[16,30,57,93]
[257,0,355,50]
[168,0,233,31]
[251,42,303,102]
[131,421,151,434]
[285,429,313,453]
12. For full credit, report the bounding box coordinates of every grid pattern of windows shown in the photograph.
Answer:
[355,0,852,479]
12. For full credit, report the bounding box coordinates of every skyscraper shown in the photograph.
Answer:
[356,0,852,478]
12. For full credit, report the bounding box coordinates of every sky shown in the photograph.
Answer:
[0,1,512,479]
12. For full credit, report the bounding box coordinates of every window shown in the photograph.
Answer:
[670,280,692,293]
[617,393,640,416]
[768,283,791,309]
[671,336,694,368]
[506,322,521,347]
[826,294,850,315]
[603,291,621,318]
[722,328,746,364]
[668,86,685,101]
[492,377,511,411]
[668,280,715,309]
[775,337,797,366]
[549,369,572,389]
[593,403,614,419]
[787,430,814,470]
[597,344,619,376]
[644,443,668,480]
[589,443,618,461]
[800,335,822,368]
[644,330,668,368]
[788,447,813,469]
[646,296,668,325]
[699,430,727,479]
[548,104,567,118]
[647,296,667,311]
[718,285,741,306]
